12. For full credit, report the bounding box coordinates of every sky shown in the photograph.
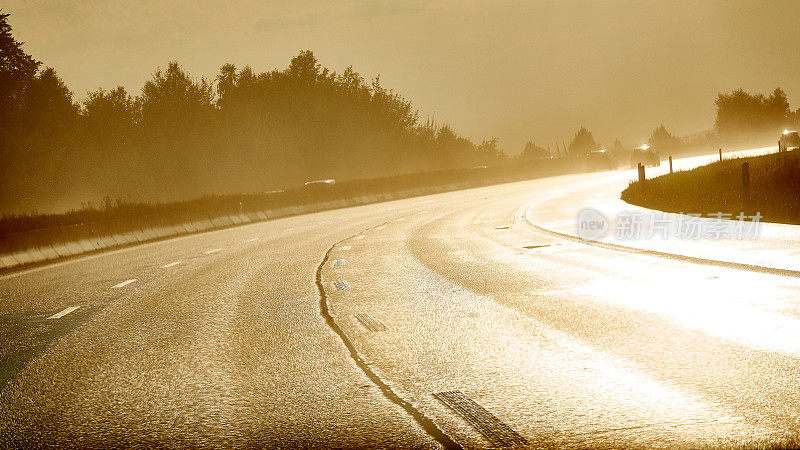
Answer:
[5,0,800,154]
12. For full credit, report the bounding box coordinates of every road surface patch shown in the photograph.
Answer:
[112,279,137,289]
[1,307,97,391]
[47,306,80,320]
[333,259,346,267]
[355,313,387,331]
[433,390,527,447]
[333,280,350,290]
[160,261,181,268]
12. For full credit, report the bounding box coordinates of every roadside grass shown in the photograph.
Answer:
[622,150,800,224]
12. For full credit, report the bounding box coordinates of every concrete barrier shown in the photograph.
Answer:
[0,253,19,269]
[47,226,76,257]
[230,213,251,225]
[140,218,158,241]
[57,224,86,256]
[2,184,469,272]
[210,211,233,228]
[31,227,64,260]
[188,210,213,232]
[165,213,189,235]
[96,228,117,249]
[128,217,149,243]
[150,214,178,238]
[72,223,104,252]
[5,230,45,265]
[0,234,20,269]
[108,219,139,246]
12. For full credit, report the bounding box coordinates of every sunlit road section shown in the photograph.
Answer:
[2,148,800,447]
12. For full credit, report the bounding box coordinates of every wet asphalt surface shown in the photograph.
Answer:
[2,150,800,448]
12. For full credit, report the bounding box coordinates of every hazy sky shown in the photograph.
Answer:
[5,0,800,153]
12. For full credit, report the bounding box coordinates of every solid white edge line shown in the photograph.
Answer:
[47,306,80,319]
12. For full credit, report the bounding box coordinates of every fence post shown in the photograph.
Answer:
[637,163,645,182]
[669,156,673,173]
[719,148,722,161]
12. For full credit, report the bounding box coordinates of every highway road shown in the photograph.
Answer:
[2,148,800,448]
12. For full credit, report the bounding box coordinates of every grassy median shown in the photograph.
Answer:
[621,150,800,224]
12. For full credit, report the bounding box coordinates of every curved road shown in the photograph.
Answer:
[2,148,799,447]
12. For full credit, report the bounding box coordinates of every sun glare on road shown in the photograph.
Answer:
[2,2,800,448]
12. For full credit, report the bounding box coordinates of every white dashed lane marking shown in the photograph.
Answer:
[47,306,80,320]
[353,236,364,240]
[334,259,346,267]
[112,279,137,289]
[160,261,181,268]
[245,237,259,242]
[340,246,352,251]
[204,248,222,254]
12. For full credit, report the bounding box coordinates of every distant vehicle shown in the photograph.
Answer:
[630,145,660,168]
[779,130,800,151]
[303,179,335,188]
[586,149,617,171]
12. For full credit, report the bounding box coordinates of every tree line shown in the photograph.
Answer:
[519,88,800,163]
[0,13,508,213]
[3,11,800,213]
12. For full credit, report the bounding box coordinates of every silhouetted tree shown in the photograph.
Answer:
[715,88,791,144]
[765,88,790,127]
[647,124,682,152]
[0,12,40,127]
[0,20,507,212]
[81,86,140,178]
[83,87,139,135]
[140,62,213,132]
[476,137,506,163]
[568,127,599,155]
[521,141,549,160]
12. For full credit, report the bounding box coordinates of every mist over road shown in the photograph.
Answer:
[2,149,799,448]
